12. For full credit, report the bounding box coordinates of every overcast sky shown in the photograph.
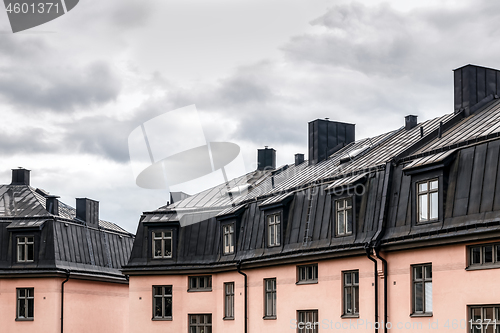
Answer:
[0,0,499,233]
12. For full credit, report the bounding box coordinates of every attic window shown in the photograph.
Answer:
[222,223,235,255]
[335,198,353,236]
[417,179,438,223]
[267,213,281,247]
[152,231,172,259]
[17,236,34,263]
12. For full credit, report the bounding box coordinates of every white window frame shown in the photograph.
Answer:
[223,224,235,255]
[152,231,172,259]
[417,179,439,223]
[267,213,281,247]
[336,198,353,236]
[17,236,34,263]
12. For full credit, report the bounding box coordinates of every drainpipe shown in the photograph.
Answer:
[365,244,378,333]
[61,270,70,333]
[237,261,248,333]
[375,247,388,333]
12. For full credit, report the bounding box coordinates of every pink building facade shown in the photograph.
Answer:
[0,169,134,333]
[124,64,500,333]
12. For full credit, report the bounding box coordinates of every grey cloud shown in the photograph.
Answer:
[0,127,58,155]
[0,61,122,112]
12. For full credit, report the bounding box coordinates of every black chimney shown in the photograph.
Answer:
[405,115,418,130]
[11,168,30,185]
[257,147,276,171]
[295,153,305,166]
[308,119,355,165]
[46,195,60,215]
[76,198,99,226]
[454,64,500,116]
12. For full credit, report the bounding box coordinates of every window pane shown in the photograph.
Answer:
[471,308,481,321]
[346,210,353,234]
[419,194,428,221]
[18,244,25,261]
[472,247,481,264]
[165,286,172,295]
[430,180,438,190]
[164,239,172,257]
[27,243,34,261]
[153,232,162,238]
[154,240,161,257]
[165,231,172,238]
[497,246,500,263]
[345,272,352,285]
[354,286,359,314]
[484,246,493,263]
[19,299,26,318]
[425,265,432,279]
[269,225,275,246]
[345,197,352,207]
[337,211,345,234]
[154,287,162,295]
[430,192,438,220]
[307,266,313,280]
[419,182,428,192]
[27,237,34,243]
[154,297,162,317]
[425,282,432,312]
[28,289,34,297]
[337,200,344,210]
[345,288,352,314]
[19,289,25,297]
[190,315,197,324]
[276,223,281,245]
[266,293,273,316]
[414,266,423,280]
[414,282,423,312]
[353,272,359,284]
[199,278,204,288]
[484,307,494,320]
[165,297,172,317]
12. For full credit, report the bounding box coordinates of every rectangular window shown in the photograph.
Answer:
[267,213,281,247]
[189,314,212,333]
[469,305,500,333]
[412,263,432,314]
[188,276,212,292]
[297,310,318,333]
[153,285,172,320]
[224,282,234,319]
[264,278,277,318]
[16,288,34,320]
[417,179,438,223]
[297,264,318,284]
[17,236,34,262]
[343,270,359,316]
[468,243,500,268]
[223,224,235,255]
[336,198,353,236]
[152,231,172,259]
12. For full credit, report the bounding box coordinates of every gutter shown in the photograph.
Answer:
[236,261,248,333]
[374,247,388,333]
[365,245,378,333]
[61,270,70,333]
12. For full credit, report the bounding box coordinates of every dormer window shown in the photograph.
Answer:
[17,236,34,263]
[223,223,235,255]
[417,179,438,223]
[335,198,353,236]
[267,213,281,247]
[153,231,172,259]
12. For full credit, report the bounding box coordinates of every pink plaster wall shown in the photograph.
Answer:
[384,239,500,333]
[129,255,377,333]
[0,277,129,333]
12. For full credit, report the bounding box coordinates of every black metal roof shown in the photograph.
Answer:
[124,91,500,273]
[0,183,134,281]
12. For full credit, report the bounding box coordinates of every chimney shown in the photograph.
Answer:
[308,119,355,165]
[257,147,276,171]
[76,198,99,226]
[11,168,30,185]
[295,153,305,166]
[46,195,60,215]
[454,64,500,116]
[405,115,418,130]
